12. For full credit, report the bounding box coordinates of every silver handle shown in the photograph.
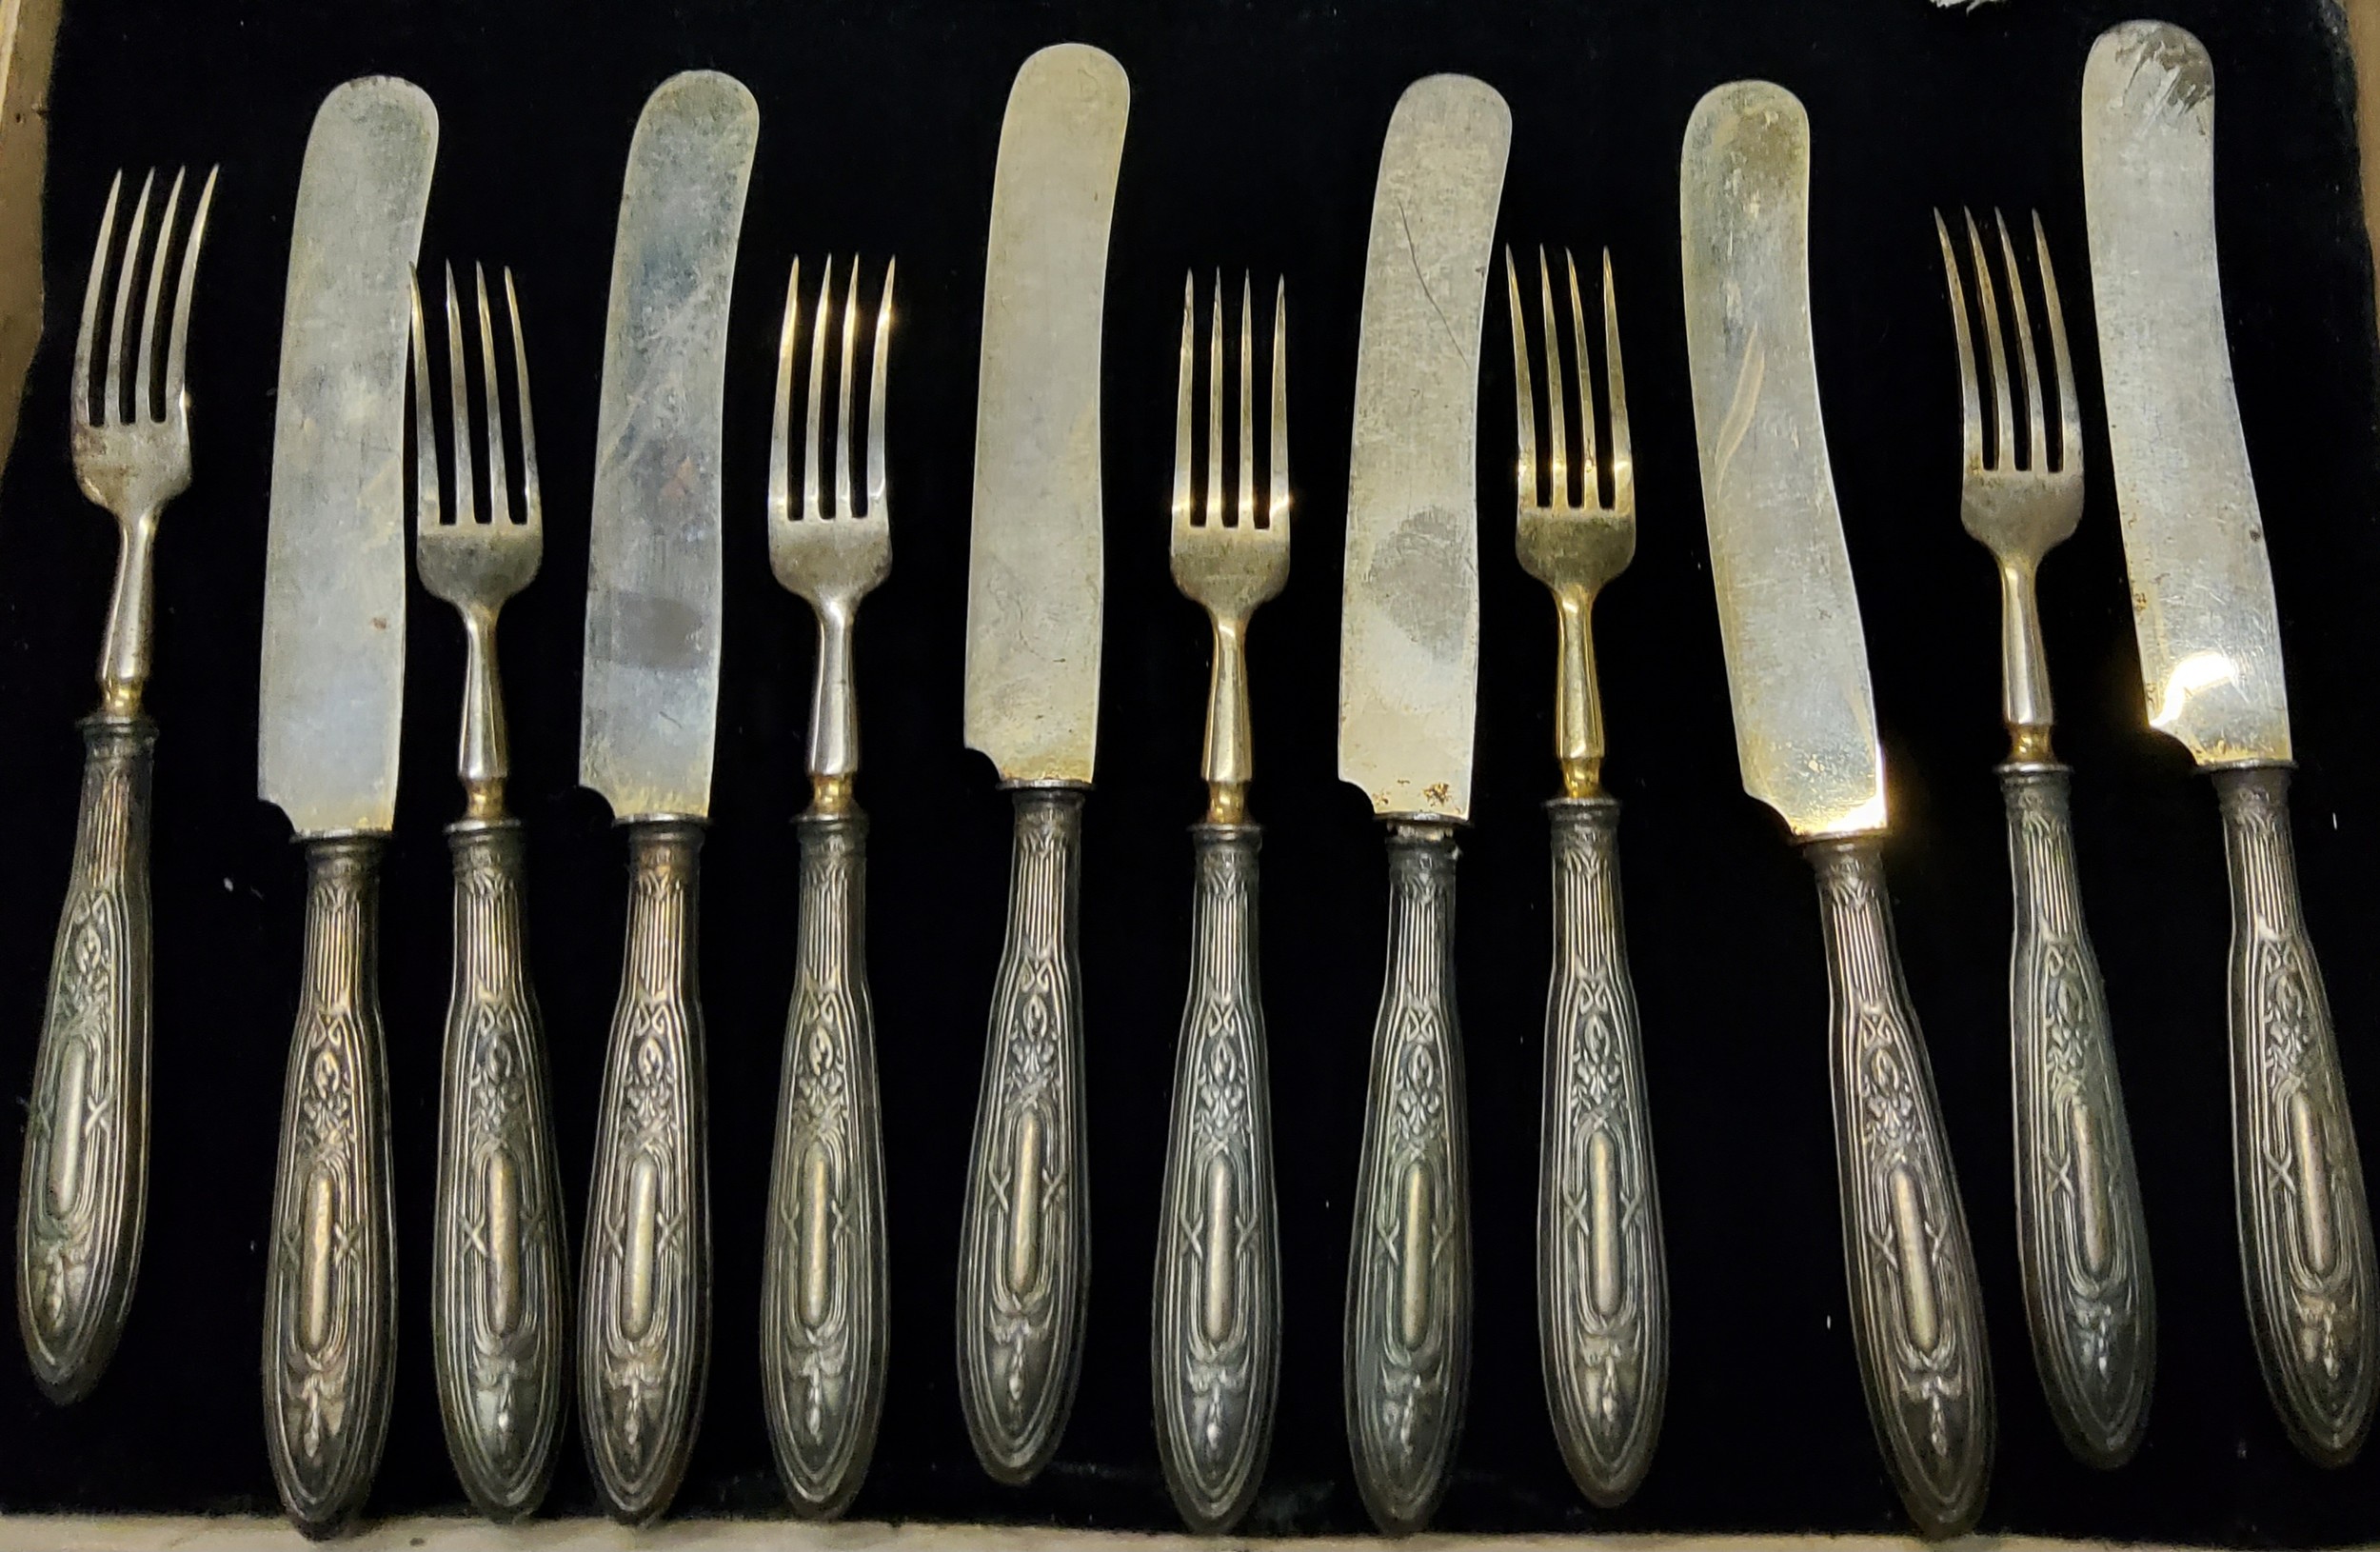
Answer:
[431,818,566,1519]
[579,819,710,1522]
[958,784,1090,1483]
[1344,822,1468,1535]
[1999,763,2154,1467]
[1806,836,1993,1537]
[2212,766,2379,1465]
[762,810,887,1516]
[1537,797,1666,1506]
[1153,823,1279,1532]
[262,834,396,1536]
[18,714,155,1403]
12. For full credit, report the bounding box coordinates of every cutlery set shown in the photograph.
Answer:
[9,14,2375,1542]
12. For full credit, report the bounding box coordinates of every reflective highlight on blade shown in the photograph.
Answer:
[1335,74,1512,824]
[2083,21,2289,766]
[962,44,1130,786]
[1678,80,1885,839]
[578,70,760,821]
[258,77,438,838]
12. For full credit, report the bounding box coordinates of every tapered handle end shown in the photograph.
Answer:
[1154,824,1279,1532]
[1999,764,2154,1469]
[578,820,710,1522]
[19,714,156,1403]
[263,834,396,1537]
[1537,798,1667,1506]
[2213,766,2379,1467]
[1806,836,1993,1537]
[763,811,888,1517]
[431,819,567,1519]
[1344,824,1469,1535]
[958,786,1090,1483]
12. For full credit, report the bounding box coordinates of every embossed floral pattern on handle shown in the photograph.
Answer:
[1344,825,1468,1535]
[1537,797,1665,1506]
[2000,764,2153,1467]
[959,786,1089,1483]
[1154,824,1279,1532]
[2213,766,2377,1466]
[432,819,566,1519]
[19,714,154,1404]
[263,835,396,1538]
[1807,837,1993,1538]
[763,811,887,1516]
[579,821,710,1523]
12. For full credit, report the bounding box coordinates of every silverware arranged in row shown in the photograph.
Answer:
[12,16,2374,1542]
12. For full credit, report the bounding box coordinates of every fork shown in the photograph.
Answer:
[1936,208,2153,1467]
[760,255,894,1519]
[1502,247,1668,1506]
[17,167,215,1404]
[1154,272,1288,1535]
[408,262,567,1519]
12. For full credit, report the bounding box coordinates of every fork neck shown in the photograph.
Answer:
[456,603,510,823]
[1551,583,1606,799]
[1200,609,1253,826]
[805,595,860,816]
[1996,558,2056,765]
[94,506,162,720]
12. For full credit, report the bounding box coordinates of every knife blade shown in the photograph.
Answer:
[1680,79,1992,1535]
[573,69,758,1525]
[253,74,435,1538]
[1333,72,1507,1537]
[2083,18,2378,1464]
[954,41,1128,1486]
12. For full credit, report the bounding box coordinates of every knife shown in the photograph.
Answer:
[575,70,758,1523]
[2083,19,2378,1466]
[956,41,1128,1486]
[1679,81,1992,1536]
[1335,72,1508,1537]
[255,75,435,1538]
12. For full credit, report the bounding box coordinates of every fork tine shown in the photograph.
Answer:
[1934,209,1984,473]
[2033,211,2082,477]
[866,257,894,517]
[835,256,861,519]
[1267,277,1288,533]
[1238,272,1255,529]
[163,166,217,411]
[132,168,184,423]
[1993,210,2046,474]
[1206,271,1223,527]
[1503,248,1535,507]
[1537,248,1567,507]
[74,171,122,428]
[443,262,476,527]
[505,268,542,534]
[104,171,154,428]
[770,258,800,527]
[1172,271,1194,538]
[475,264,510,526]
[804,258,832,521]
[1963,209,2013,472]
[1565,249,1596,507]
[407,269,441,532]
[1600,249,1631,511]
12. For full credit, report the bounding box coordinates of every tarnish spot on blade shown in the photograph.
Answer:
[1370,507,1469,658]
[590,590,707,673]
[2113,24,2214,121]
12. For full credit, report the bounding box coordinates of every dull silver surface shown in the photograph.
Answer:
[1678,80,1884,841]
[1336,74,1510,825]
[962,43,1129,786]
[257,78,436,838]
[2082,20,2289,767]
[578,70,759,822]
